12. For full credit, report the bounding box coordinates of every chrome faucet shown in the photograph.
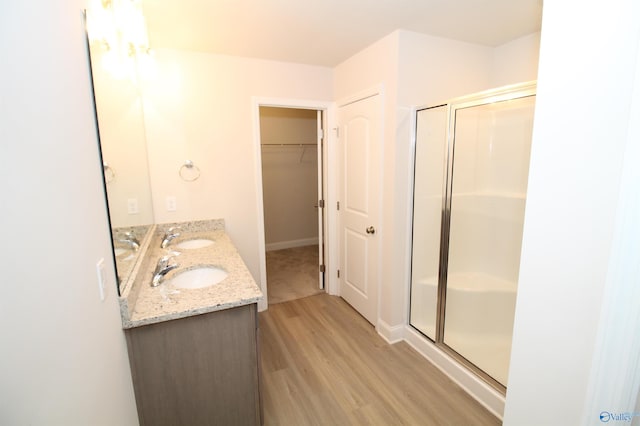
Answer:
[160,226,181,249]
[119,231,140,250]
[151,252,180,287]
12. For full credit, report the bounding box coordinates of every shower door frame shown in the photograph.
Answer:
[409,81,537,394]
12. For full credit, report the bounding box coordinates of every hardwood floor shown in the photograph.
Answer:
[259,294,501,425]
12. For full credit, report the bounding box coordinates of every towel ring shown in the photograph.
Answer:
[103,162,115,183]
[179,160,201,182]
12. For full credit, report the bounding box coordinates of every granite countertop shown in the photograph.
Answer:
[119,219,263,329]
[112,224,153,289]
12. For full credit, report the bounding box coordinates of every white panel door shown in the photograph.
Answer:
[338,94,381,325]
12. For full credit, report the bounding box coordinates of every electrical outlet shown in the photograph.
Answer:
[96,258,108,301]
[127,198,139,214]
[166,196,177,211]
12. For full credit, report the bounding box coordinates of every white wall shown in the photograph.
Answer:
[504,1,640,424]
[141,49,332,280]
[397,31,493,107]
[0,2,138,424]
[490,32,540,88]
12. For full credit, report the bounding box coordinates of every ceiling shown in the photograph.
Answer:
[142,0,543,67]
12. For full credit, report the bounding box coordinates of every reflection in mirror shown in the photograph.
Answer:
[86,4,155,294]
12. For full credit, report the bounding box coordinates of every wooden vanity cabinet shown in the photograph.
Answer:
[124,304,262,426]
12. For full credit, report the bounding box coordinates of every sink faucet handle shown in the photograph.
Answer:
[120,230,141,250]
[158,251,180,266]
[118,238,140,251]
[160,230,181,248]
[151,258,180,287]
[163,250,180,259]
[165,226,182,234]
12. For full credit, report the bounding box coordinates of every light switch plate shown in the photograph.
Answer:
[166,196,177,211]
[127,198,139,214]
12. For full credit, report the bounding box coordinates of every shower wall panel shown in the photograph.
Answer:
[445,95,536,386]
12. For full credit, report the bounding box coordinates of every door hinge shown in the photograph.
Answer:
[334,127,339,138]
[318,199,325,208]
[318,129,324,140]
[337,269,341,278]
[320,264,326,273]
[337,201,340,210]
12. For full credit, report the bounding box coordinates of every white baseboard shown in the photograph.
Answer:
[265,237,319,252]
[376,320,405,344]
[404,325,505,420]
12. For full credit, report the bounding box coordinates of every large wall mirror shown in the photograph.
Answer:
[86,7,155,294]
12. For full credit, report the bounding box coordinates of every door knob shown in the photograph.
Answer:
[366,226,376,235]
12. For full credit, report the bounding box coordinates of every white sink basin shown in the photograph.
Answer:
[168,266,228,289]
[175,238,215,249]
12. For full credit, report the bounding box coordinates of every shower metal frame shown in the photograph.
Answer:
[410,81,537,394]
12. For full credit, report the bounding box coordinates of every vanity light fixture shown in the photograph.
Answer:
[86,0,151,78]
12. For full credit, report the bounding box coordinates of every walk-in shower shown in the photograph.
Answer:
[410,82,536,391]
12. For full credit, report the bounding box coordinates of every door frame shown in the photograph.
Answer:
[251,97,337,311]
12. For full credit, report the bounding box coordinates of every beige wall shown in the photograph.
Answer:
[259,107,317,144]
[141,49,333,280]
[0,1,138,424]
[260,107,319,249]
[90,48,155,228]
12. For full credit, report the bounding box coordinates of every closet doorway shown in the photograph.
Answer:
[259,106,326,305]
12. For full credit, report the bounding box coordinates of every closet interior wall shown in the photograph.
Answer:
[259,107,319,250]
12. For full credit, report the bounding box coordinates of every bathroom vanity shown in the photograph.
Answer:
[119,219,263,426]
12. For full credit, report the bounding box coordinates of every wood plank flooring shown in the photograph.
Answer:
[259,294,501,425]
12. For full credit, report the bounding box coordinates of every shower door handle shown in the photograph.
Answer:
[366,226,376,235]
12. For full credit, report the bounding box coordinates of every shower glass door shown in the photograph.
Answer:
[443,95,536,387]
[410,105,448,340]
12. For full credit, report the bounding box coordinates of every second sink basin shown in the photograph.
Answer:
[168,266,228,289]
[175,238,215,249]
